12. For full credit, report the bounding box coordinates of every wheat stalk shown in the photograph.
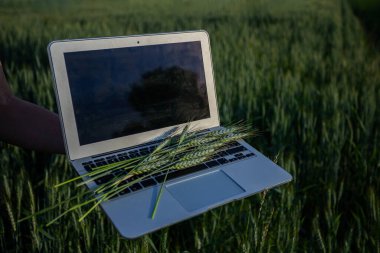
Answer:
[18,123,256,224]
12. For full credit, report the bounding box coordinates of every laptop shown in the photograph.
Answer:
[48,30,292,239]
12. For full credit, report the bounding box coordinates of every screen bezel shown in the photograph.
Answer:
[48,31,220,161]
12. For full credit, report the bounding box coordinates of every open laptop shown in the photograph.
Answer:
[48,30,292,239]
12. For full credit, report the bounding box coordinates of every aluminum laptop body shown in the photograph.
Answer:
[48,30,292,239]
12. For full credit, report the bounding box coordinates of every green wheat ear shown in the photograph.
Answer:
[19,122,257,224]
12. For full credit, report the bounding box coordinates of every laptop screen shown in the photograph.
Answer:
[64,41,210,145]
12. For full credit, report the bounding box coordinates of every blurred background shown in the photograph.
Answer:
[0,0,379,252]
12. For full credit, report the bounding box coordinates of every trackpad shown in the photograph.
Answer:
[166,170,245,212]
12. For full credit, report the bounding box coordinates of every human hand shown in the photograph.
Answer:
[0,60,65,153]
[0,61,13,105]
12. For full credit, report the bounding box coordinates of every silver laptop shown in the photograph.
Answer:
[48,30,292,239]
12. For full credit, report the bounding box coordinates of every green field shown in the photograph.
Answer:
[0,0,379,252]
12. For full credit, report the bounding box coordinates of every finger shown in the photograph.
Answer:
[0,60,12,104]
[0,60,6,83]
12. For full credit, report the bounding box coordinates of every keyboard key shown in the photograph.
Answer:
[217,158,228,164]
[129,153,139,158]
[130,183,142,192]
[186,163,208,173]
[166,170,186,180]
[155,170,177,182]
[106,158,119,163]
[229,158,238,162]
[246,153,255,157]
[112,168,126,176]
[140,178,157,187]
[83,164,93,172]
[116,178,128,186]
[150,171,163,178]
[155,174,166,183]
[109,193,119,199]
[218,150,229,156]
[230,141,241,147]
[226,146,247,155]
[205,160,219,168]
[95,161,107,167]
[95,174,114,185]
[126,175,140,182]
[153,164,209,182]
[155,171,178,182]
[119,187,131,195]
[212,154,221,159]
[166,166,203,179]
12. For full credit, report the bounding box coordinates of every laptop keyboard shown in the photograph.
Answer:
[81,141,255,199]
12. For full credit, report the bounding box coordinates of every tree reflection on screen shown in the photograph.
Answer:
[113,66,210,137]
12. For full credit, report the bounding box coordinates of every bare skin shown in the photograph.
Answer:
[0,61,65,154]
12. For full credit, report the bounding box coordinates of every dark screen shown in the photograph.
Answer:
[64,42,210,145]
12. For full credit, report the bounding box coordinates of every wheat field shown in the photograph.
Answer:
[0,0,379,252]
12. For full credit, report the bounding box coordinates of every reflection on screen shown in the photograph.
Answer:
[64,42,210,145]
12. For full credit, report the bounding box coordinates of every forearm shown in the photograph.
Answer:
[0,95,65,154]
